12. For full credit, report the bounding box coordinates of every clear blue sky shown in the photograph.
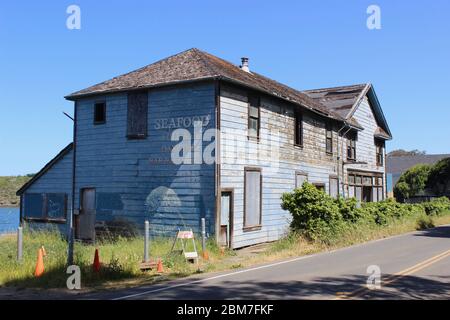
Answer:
[1,0,449,175]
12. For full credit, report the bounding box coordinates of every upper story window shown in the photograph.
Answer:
[347,131,357,161]
[376,140,384,166]
[326,123,333,154]
[94,102,106,125]
[294,112,303,146]
[127,91,148,139]
[248,95,260,139]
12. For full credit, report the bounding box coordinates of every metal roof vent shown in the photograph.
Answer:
[241,57,250,72]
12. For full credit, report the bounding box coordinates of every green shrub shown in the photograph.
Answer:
[281,183,344,243]
[394,164,432,202]
[427,158,450,195]
[281,183,433,242]
[421,197,450,216]
[336,197,363,223]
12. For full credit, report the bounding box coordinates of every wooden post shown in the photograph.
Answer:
[201,218,206,254]
[17,226,23,262]
[144,220,149,263]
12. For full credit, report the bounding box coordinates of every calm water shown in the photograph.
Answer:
[0,207,20,235]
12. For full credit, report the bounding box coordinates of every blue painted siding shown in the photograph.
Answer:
[74,82,216,237]
[22,148,73,234]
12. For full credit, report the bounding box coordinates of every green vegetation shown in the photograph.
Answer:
[394,164,432,202]
[0,175,33,207]
[0,226,229,289]
[427,158,450,195]
[394,158,450,202]
[1,182,450,291]
[282,182,450,244]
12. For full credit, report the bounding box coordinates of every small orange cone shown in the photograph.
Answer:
[157,258,164,273]
[93,248,101,273]
[220,247,225,256]
[202,250,209,260]
[34,248,45,277]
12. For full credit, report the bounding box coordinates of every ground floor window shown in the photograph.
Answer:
[23,193,68,222]
[244,167,262,229]
[329,176,338,198]
[347,172,384,202]
[313,183,325,192]
[295,172,308,189]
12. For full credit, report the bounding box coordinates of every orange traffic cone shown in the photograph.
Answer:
[34,248,45,277]
[157,258,164,273]
[202,250,209,260]
[93,248,101,273]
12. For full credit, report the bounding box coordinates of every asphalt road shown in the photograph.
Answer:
[85,225,450,300]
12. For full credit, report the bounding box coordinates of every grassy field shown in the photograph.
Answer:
[1,211,449,290]
[0,226,231,289]
[0,176,33,207]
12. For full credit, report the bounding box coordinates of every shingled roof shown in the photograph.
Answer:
[66,48,342,120]
[303,84,369,119]
[304,83,392,139]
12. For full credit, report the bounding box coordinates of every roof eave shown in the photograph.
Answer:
[219,77,342,121]
[64,76,221,101]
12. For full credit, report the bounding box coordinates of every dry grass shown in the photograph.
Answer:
[1,211,449,291]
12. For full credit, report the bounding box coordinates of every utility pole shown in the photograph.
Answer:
[65,108,76,266]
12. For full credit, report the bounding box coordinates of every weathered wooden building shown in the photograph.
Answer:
[17,48,392,248]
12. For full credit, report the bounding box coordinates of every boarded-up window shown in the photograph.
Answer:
[248,95,260,139]
[46,194,67,219]
[294,112,303,146]
[24,194,44,219]
[244,168,262,228]
[329,177,338,198]
[23,193,67,221]
[127,91,148,139]
[295,172,308,188]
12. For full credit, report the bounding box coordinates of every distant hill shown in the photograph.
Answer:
[0,176,33,207]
